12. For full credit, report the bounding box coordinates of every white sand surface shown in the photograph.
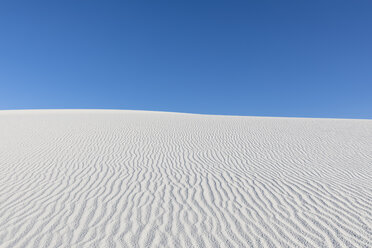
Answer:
[0,110,371,248]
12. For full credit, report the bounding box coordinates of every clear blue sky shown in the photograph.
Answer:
[1,1,371,118]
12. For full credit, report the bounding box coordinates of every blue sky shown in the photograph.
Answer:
[1,1,371,118]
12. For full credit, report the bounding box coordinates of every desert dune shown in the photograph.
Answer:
[0,110,371,248]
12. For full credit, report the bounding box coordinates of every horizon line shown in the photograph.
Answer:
[0,108,371,121]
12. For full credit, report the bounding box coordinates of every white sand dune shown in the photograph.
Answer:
[0,110,371,248]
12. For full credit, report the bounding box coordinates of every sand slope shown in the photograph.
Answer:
[0,110,371,248]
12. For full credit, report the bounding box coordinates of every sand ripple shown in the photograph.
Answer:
[0,110,371,247]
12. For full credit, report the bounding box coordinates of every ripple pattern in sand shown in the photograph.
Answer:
[0,110,371,248]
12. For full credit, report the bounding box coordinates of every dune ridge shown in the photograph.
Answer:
[0,110,371,248]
